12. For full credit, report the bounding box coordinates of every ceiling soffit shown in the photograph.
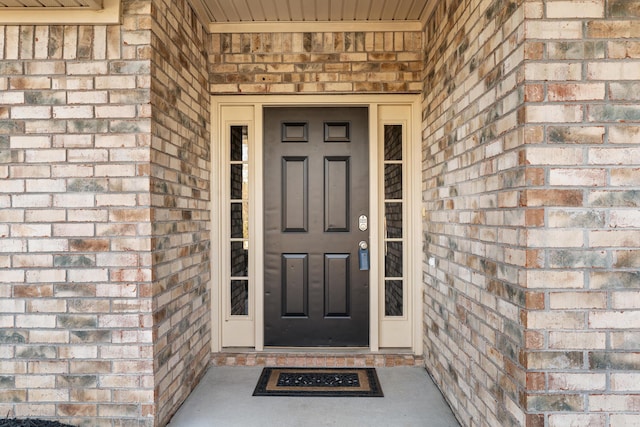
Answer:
[190,0,435,33]
[0,0,102,9]
[0,0,120,24]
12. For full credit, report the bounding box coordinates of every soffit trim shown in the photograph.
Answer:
[0,0,120,24]
[209,20,424,34]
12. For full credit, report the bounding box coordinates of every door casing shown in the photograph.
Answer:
[211,94,422,354]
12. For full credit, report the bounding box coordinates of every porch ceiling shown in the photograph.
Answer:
[0,0,102,9]
[191,0,436,32]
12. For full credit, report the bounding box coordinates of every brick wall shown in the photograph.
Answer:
[149,0,211,425]
[522,1,640,426]
[209,30,423,94]
[423,0,640,426]
[422,0,527,425]
[0,0,211,425]
[0,1,156,425]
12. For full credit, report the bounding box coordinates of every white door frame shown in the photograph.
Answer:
[211,94,422,354]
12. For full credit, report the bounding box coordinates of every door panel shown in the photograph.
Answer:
[282,254,308,316]
[264,107,369,346]
[324,254,350,317]
[282,157,308,232]
[324,157,350,232]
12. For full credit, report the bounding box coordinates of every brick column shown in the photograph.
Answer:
[422,0,528,424]
[0,2,156,424]
[522,1,640,425]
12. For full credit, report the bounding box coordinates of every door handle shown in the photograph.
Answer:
[358,241,369,270]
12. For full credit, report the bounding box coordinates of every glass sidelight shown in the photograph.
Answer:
[229,126,249,316]
[383,124,404,317]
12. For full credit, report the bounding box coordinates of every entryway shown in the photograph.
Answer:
[211,95,421,353]
[167,366,460,427]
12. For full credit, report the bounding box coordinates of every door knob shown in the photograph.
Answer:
[358,241,369,271]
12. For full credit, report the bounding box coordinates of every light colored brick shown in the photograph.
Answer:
[524,105,583,123]
[589,395,640,412]
[549,331,606,349]
[589,311,640,329]
[550,292,607,309]
[549,373,607,391]
[526,271,584,289]
[527,311,585,329]
[549,414,606,427]
[10,136,51,149]
[587,61,640,80]
[546,1,604,18]
[11,106,51,119]
[611,373,640,392]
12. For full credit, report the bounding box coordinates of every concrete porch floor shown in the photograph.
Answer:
[167,366,460,427]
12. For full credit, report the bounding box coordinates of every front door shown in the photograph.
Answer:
[264,107,369,346]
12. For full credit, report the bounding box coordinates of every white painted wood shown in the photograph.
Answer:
[1,0,435,26]
[377,104,413,348]
[0,0,102,8]
[194,0,432,23]
[209,20,423,33]
[410,99,423,355]
[212,95,420,354]
[217,105,256,348]
[368,102,380,353]
[0,0,119,24]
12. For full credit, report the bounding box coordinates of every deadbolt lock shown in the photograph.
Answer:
[358,215,368,231]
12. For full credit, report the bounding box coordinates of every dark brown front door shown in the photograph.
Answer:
[264,107,369,346]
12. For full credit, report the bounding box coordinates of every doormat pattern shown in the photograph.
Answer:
[252,367,383,397]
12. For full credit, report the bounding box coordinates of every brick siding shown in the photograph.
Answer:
[422,0,640,426]
[149,0,211,425]
[0,2,156,425]
[208,30,423,94]
[422,0,527,425]
[0,0,211,425]
[522,1,640,426]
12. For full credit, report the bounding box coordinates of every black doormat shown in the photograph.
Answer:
[253,367,383,397]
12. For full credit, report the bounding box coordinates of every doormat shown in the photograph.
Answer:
[252,367,383,397]
[0,420,74,427]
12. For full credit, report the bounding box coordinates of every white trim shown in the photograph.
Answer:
[410,101,422,355]
[376,105,419,349]
[368,104,380,353]
[211,94,421,354]
[209,20,423,33]
[0,0,121,24]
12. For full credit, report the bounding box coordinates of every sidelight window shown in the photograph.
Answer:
[229,126,249,316]
[383,124,405,317]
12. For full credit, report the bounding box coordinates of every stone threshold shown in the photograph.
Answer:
[211,350,424,367]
